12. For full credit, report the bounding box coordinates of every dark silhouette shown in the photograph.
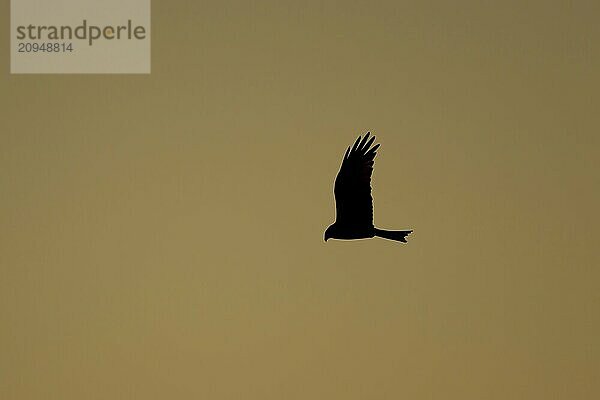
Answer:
[324,132,412,243]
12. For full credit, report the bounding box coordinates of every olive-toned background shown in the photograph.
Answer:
[1,1,598,399]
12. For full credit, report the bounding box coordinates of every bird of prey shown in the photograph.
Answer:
[324,132,412,243]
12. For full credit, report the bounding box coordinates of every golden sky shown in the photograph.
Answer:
[1,1,599,398]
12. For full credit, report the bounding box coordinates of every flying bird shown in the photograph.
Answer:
[324,132,412,243]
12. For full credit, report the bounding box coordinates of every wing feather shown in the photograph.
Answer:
[333,132,379,228]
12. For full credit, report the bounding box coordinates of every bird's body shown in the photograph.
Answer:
[324,132,412,243]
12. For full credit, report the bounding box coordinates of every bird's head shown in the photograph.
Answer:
[324,225,335,242]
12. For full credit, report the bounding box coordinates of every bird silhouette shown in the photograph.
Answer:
[324,132,412,243]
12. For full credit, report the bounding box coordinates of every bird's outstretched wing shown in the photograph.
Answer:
[334,132,380,228]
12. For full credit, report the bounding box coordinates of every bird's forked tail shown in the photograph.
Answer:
[374,228,412,243]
